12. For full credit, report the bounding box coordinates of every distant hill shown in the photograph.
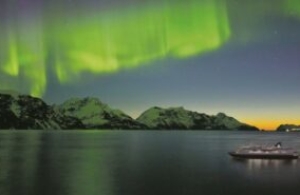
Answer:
[0,93,83,130]
[276,124,300,132]
[57,97,146,129]
[0,92,259,130]
[136,106,259,130]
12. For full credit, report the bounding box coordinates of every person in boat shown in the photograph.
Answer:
[275,142,282,148]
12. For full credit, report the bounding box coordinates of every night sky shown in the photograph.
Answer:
[0,0,300,130]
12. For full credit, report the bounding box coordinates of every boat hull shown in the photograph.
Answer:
[229,152,299,159]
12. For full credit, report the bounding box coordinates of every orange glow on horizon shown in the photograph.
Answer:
[131,109,300,131]
[244,118,300,131]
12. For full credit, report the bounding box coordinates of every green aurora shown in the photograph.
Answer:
[286,0,300,17]
[2,0,300,97]
[0,0,230,96]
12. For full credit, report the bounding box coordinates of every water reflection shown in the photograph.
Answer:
[232,158,298,170]
[0,131,115,195]
[1,131,300,195]
[232,155,300,187]
[247,159,298,170]
[0,131,42,195]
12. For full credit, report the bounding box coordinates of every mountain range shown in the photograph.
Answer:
[0,92,260,130]
[136,107,258,130]
[276,124,300,132]
[0,92,83,130]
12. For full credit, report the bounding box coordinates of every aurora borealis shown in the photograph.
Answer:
[286,0,300,17]
[1,0,230,94]
[52,0,230,83]
[1,0,300,130]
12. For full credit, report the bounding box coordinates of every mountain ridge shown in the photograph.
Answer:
[0,92,259,130]
[0,93,84,129]
[276,124,300,132]
[136,106,258,130]
[56,97,146,129]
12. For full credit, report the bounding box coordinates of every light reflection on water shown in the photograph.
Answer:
[0,130,300,195]
[233,158,298,170]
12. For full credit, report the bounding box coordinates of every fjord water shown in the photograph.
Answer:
[0,131,300,195]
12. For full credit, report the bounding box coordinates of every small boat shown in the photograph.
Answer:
[229,142,299,159]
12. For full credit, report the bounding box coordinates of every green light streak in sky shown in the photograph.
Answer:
[285,0,300,17]
[0,0,230,96]
[3,34,19,76]
[0,14,47,96]
[52,0,230,83]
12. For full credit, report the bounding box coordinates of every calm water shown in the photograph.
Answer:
[0,130,300,195]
